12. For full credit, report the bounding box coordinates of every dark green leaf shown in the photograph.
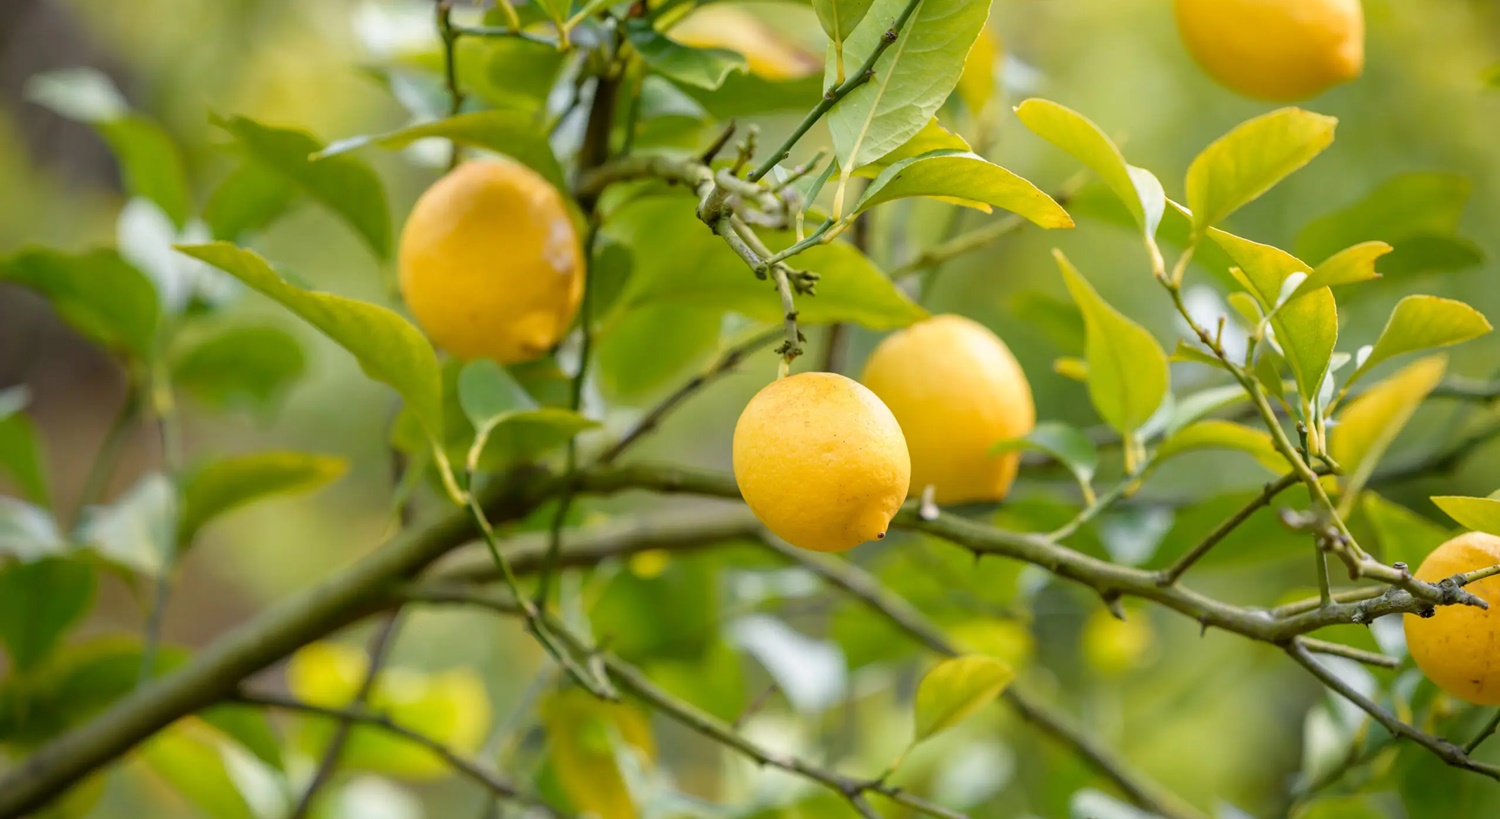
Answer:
[179,452,348,546]
[0,558,94,674]
[626,18,747,91]
[199,704,285,771]
[172,324,306,412]
[0,248,159,359]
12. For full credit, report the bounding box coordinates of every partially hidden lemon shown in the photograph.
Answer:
[1174,0,1364,101]
[861,314,1034,505]
[399,160,584,363]
[733,372,910,552]
[1404,532,1500,705]
[670,6,820,80]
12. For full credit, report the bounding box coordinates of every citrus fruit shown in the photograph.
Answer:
[861,314,1034,505]
[671,6,819,80]
[399,160,584,363]
[1404,532,1500,705]
[733,372,910,552]
[1174,0,1364,101]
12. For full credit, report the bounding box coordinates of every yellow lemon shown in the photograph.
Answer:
[860,314,1034,505]
[1404,532,1500,705]
[399,160,584,363]
[1174,0,1364,101]
[733,372,910,552]
[671,6,820,80]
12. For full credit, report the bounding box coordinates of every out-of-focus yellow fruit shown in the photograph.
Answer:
[671,6,820,80]
[861,314,1034,505]
[733,372,910,552]
[1404,532,1500,705]
[1174,0,1364,101]
[541,688,655,819]
[1082,606,1155,677]
[399,160,584,363]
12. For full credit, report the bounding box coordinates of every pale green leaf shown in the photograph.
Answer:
[826,0,991,168]
[852,150,1072,226]
[1014,98,1162,237]
[139,721,256,819]
[178,243,445,445]
[913,655,1014,742]
[1185,108,1337,233]
[76,474,178,576]
[1169,340,1229,371]
[0,498,65,561]
[1156,420,1287,475]
[1431,496,1500,537]
[178,452,348,546]
[1055,250,1169,434]
[1350,296,1492,386]
[855,118,970,177]
[318,111,567,192]
[457,360,539,429]
[1207,228,1310,308]
[627,18,746,91]
[1274,287,1338,403]
[812,0,877,48]
[1290,241,1389,299]
[1330,356,1446,502]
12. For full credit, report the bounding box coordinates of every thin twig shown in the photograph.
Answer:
[1158,473,1303,584]
[1298,637,1399,669]
[1466,710,1500,754]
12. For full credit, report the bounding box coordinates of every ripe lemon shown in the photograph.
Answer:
[399,160,584,363]
[860,314,1034,505]
[671,6,820,80]
[1404,532,1500,705]
[1174,0,1364,101]
[733,372,910,552]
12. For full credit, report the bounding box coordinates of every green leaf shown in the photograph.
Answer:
[138,720,256,819]
[0,498,65,561]
[1184,108,1337,234]
[0,388,49,506]
[199,704,285,771]
[1054,250,1169,435]
[213,115,390,259]
[626,18,746,91]
[1010,291,1084,355]
[457,359,597,471]
[990,422,1098,486]
[826,0,991,169]
[1291,794,1389,819]
[1169,340,1229,371]
[1330,356,1447,502]
[1274,287,1339,404]
[913,655,1014,742]
[541,688,654,819]
[0,558,94,674]
[178,452,348,546]
[1349,296,1492,386]
[813,0,877,51]
[1013,98,1163,237]
[26,68,192,228]
[1431,496,1500,537]
[1360,492,1451,569]
[76,474,178,576]
[1155,420,1287,475]
[1290,241,1389,299]
[1296,173,1481,276]
[316,110,567,193]
[852,150,1073,227]
[0,249,159,360]
[597,306,723,402]
[855,118,971,177]
[179,243,445,448]
[604,197,925,330]
[457,359,539,427]
[1207,228,1310,308]
[172,324,306,413]
[204,162,299,242]
[682,73,824,119]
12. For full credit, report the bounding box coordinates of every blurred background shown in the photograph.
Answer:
[4,0,1500,817]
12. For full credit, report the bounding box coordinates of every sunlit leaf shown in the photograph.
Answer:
[1331,356,1446,501]
[856,119,971,177]
[1054,250,1169,434]
[1169,340,1228,371]
[852,150,1072,226]
[1349,296,1491,386]
[1185,108,1337,234]
[1155,420,1287,475]
[1014,98,1163,237]
[178,452,348,546]
[317,110,567,192]
[0,249,159,360]
[0,558,94,674]
[1207,228,1309,308]
[913,655,1014,742]
[955,24,999,117]
[1290,241,1389,299]
[1431,496,1500,537]
[1274,287,1338,404]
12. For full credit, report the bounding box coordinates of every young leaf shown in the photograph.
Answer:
[1431,496,1500,537]
[855,119,971,177]
[851,150,1073,227]
[178,452,348,546]
[1162,384,1252,436]
[540,688,655,819]
[172,325,306,413]
[913,655,1014,742]
[1169,340,1229,371]
[178,243,445,449]
[1185,108,1337,234]
[0,249,160,360]
[1274,287,1339,404]
[1054,250,1169,435]
[1289,241,1390,299]
[1330,356,1446,502]
[1155,420,1287,475]
[626,18,747,91]
[203,162,299,242]
[0,558,95,675]
[1207,228,1309,309]
[1013,98,1163,238]
[317,110,568,192]
[213,115,391,259]
[826,0,991,169]
[0,389,49,507]
[1348,296,1491,386]
[76,473,178,576]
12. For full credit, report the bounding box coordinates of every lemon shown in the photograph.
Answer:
[399,160,584,363]
[733,372,910,552]
[1404,532,1500,705]
[861,314,1034,505]
[1174,0,1364,101]
[671,6,819,80]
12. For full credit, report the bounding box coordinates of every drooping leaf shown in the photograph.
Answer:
[0,249,159,360]
[203,162,300,242]
[913,655,1014,742]
[0,558,94,674]
[171,324,306,412]
[213,115,391,258]
[626,18,747,91]
[1431,496,1500,537]
[826,0,991,169]
[1330,356,1447,501]
[75,473,178,576]
[1349,296,1491,386]
[178,243,445,448]
[990,422,1098,487]
[1296,173,1482,276]
[1155,420,1287,475]
[852,150,1072,227]
[1184,108,1337,234]
[1014,98,1163,238]
[178,452,348,546]
[316,110,567,192]
[0,389,49,506]
[1054,250,1169,435]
